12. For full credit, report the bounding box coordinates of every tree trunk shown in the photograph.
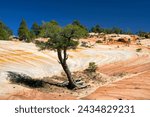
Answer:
[57,49,76,89]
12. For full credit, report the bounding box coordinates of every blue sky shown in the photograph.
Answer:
[0,0,150,35]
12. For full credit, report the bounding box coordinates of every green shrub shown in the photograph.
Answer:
[86,62,97,73]
[96,40,103,43]
[136,48,142,52]
[113,72,127,77]
[145,34,149,39]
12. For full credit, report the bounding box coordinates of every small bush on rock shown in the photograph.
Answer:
[85,62,97,73]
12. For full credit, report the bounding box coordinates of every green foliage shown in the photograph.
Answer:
[72,20,89,37]
[0,29,9,40]
[113,72,127,77]
[145,34,149,38]
[18,19,31,42]
[86,62,97,73]
[136,48,142,52]
[138,31,145,37]
[37,24,86,50]
[39,20,60,38]
[111,27,123,34]
[103,27,123,34]
[126,28,132,35]
[30,30,36,41]
[31,22,41,37]
[91,24,103,33]
[0,21,12,40]
[103,28,112,34]
[96,40,103,43]
[72,20,86,29]
[63,24,87,39]
[49,20,59,25]
[137,31,150,38]
[91,25,132,34]
[36,23,88,88]
[81,41,89,48]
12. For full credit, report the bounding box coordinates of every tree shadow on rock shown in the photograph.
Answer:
[7,71,44,88]
[7,71,88,90]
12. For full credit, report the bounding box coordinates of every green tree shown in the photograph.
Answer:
[0,21,12,40]
[31,22,41,37]
[40,20,59,38]
[18,19,31,42]
[111,27,123,34]
[138,31,145,37]
[91,24,103,33]
[125,28,132,34]
[137,31,150,38]
[30,30,36,40]
[103,28,112,34]
[49,20,59,25]
[72,20,89,37]
[36,23,87,89]
[72,20,86,29]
